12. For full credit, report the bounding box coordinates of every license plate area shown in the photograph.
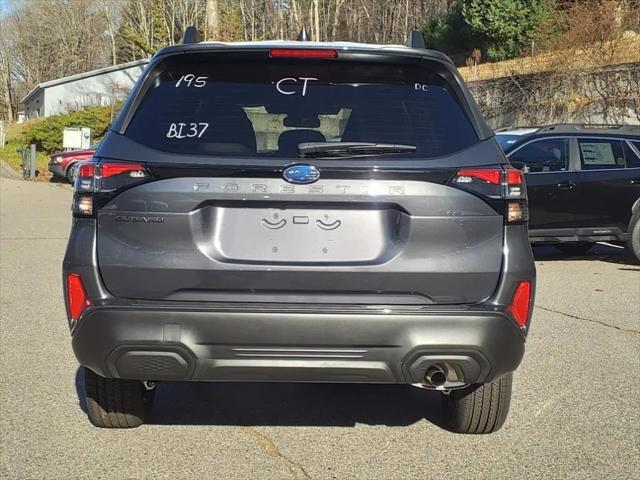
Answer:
[192,206,408,264]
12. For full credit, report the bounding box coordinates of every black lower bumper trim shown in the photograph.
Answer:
[530,226,630,243]
[72,306,525,384]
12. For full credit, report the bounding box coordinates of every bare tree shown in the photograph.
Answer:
[0,18,14,122]
[205,0,220,40]
[7,1,109,90]
[104,1,118,66]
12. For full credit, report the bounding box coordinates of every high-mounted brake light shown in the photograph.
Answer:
[506,281,532,328]
[66,273,91,322]
[269,48,337,59]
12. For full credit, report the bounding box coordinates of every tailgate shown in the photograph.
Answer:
[96,176,503,304]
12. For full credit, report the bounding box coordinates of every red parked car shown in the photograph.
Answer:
[48,144,99,183]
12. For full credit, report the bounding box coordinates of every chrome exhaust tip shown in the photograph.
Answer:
[424,366,447,388]
[419,363,467,390]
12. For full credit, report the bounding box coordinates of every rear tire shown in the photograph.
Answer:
[625,216,640,263]
[441,373,512,434]
[553,242,593,256]
[83,367,154,428]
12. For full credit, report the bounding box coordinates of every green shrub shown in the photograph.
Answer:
[21,105,115,153]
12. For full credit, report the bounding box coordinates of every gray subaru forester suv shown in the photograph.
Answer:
[63,30,536,433]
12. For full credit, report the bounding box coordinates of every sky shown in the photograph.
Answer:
[0,0,21,17]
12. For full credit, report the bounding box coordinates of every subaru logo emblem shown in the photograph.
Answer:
[283,164,320,184]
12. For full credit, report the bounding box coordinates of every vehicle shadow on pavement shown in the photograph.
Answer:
[75,368,447,428]
[532,244,637,266]
[48,176,68,184]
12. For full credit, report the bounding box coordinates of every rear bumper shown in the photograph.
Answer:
[72,304,525,385]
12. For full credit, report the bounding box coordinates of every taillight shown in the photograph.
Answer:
[269,48,337,59]
[505,169,524,198]
[73,160,150,217]
[101,163,146,178]
[78,163,95,177]
[455,168,502,185]
[506,281,532,328]
[452,167,528,224]
[66,273,91,322]
[506,169,523,185]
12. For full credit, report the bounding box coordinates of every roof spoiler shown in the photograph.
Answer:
[407,29,426,49]
[182,26,201,44]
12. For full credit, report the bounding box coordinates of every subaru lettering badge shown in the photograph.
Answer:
[283,164,320,184]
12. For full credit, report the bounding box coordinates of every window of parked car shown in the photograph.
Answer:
[577,139,628,170]
[508,138,570,173]
[495,134,527,150]
[625,141,640,168]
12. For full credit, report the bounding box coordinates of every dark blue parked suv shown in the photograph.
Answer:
[497,124,640,260]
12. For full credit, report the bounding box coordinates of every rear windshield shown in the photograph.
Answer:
[124,54,478,158]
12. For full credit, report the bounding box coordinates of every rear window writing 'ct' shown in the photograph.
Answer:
[124,56,478,158]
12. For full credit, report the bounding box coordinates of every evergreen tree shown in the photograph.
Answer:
[461,0,555,61]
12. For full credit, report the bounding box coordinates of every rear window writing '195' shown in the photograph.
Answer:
[124,56,478,158]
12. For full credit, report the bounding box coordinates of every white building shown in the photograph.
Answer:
[21,59,149,119]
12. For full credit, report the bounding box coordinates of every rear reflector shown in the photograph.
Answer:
[269,48,337,59]
[507,281,532,328]
[66,273,91,322]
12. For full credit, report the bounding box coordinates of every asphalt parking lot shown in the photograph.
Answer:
[1,176,639,480]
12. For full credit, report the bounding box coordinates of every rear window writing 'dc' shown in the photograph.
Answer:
[580,142,616,165]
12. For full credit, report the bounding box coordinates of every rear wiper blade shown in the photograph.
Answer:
[298,142,416,158]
